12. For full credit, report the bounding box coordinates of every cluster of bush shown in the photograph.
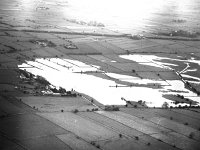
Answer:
[35,75,50,86]
[65,18,105,27]
[104,105,119,111]
[156,30,200,38]
[20,69,51,87]
[63,43,78,49]
[169,104,200,109]
[19,69,34,79]
[170,30,200,38]
[30,39,56,47]
[172,19,186,23]
[49,86,77,97]
[130,34,144,40]
[50,87,66,93]
[175,94,197,106]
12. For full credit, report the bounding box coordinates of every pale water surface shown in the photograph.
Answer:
[19,57,199,107]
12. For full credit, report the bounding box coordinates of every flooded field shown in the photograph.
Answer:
[18,55,200,107]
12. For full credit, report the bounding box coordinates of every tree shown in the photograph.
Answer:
[189,132,195,139]
[162,102,169,109]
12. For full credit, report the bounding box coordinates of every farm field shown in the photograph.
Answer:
[121,108,200,131]
[78,112,178,150]
[57,133,99,150]
[120,108,200,141]
[18,96,97,112]
[38,112,119,142]
[96,111,200,150]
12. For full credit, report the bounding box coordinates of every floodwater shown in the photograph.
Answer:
[2,0,199,106]
[120,54,200,82]
[18,57,199,107]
